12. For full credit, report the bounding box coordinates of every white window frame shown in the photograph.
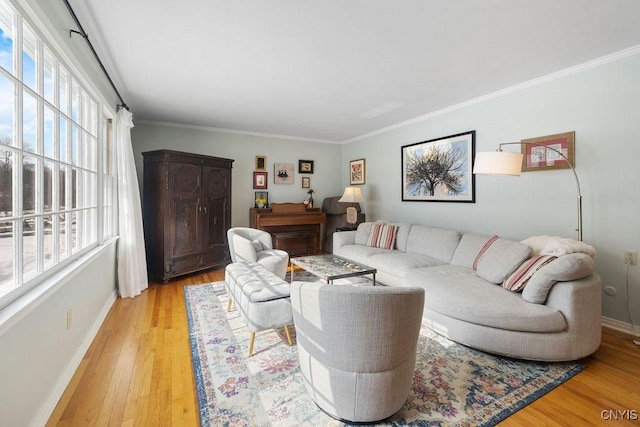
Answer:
[0,0,117,311]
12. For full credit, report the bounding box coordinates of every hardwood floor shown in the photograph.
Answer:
[47,268,640,426]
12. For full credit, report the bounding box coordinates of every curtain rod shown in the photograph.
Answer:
[61,0,129,111]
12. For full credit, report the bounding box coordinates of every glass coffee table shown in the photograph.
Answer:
[290,254,377,286]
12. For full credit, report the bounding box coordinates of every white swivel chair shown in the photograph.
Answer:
[227,227,289,279]
[290,281,425,423]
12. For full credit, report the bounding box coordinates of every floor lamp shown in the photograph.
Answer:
[473,142,583,242]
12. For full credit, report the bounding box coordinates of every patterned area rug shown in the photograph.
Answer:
[185,278,585,426]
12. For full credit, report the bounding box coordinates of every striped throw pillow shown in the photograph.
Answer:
[502,255,557,292]
[472,235,499,270]
[366,223,398,250]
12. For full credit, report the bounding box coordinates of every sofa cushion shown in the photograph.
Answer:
[389,222,412,252]
[405,225,462,263]
[522,253,596,304]
[355,222,377,245]
[406,265,567,333]
[335,244,392,266]
[502,255,557,292]
[367,252,447,279]
[366,223,398,250]
[451,233,496,268]
[475,238,532,284]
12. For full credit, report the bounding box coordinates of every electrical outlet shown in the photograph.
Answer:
[624,251,637,265]
[66,310,72,330]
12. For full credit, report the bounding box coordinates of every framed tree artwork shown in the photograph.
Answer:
[401,131,475,202]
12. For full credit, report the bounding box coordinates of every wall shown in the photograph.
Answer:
[0,242,117,426]
[131,122,343,227]
[341,50,640,328]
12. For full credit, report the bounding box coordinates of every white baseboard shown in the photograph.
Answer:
[31,290,118,427]
[601,316,640,337]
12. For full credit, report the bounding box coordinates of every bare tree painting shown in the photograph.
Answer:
[402,131,475,202]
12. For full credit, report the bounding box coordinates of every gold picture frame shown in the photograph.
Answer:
[255,155,266,171]
[521,131,575,172]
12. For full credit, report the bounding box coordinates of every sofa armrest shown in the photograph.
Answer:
[333,230,356,253]
[544,273,602,356]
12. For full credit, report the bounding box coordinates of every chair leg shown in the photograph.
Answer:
[248,332,256,357]
[284,325,293,346]
[227,298,233,312]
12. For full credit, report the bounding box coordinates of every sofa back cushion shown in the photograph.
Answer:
[405,225,462,263]
[356,222,377,245]
[451,233,496,268]
[475,238,532,284]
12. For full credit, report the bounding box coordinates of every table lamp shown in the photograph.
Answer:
[338,187,365,226]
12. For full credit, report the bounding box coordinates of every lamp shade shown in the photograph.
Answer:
[473,151,524,176]
[338,187,365,203]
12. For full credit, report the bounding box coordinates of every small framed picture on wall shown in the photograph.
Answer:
[298,159,314,174]
[301,176,311,188]
[274,163,294,184]
[253,171,268,189]
[349,158,366,185]
[255,155,266,171]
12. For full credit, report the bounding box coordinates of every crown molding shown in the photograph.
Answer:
[134,119,340,144]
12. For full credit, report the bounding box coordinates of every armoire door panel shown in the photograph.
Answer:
[169,163,201,194]
[203,196,227,248]
[171,197,200,256]
[203,167,228,195]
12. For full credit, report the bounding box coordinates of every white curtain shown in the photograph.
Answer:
[115,108,148,298]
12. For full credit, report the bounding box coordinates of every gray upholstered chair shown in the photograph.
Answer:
[290,282,425,423]
[321,196,365,252]
[227,227,289,279]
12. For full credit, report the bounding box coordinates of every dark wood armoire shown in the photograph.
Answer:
[142,149,234,281]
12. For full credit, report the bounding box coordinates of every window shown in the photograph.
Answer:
[0,0,110,308]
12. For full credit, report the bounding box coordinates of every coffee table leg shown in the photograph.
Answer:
[373,272,376,286]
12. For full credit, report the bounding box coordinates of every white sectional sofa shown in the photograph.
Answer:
[333,222,602,362]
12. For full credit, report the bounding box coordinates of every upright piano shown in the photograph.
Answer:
[249,203,326,255]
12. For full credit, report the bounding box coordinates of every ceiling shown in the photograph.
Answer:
[70,0,640,143]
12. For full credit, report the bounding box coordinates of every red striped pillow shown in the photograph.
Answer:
[366,223,398,250]
[472,235,499,270]
[502,255,557,292]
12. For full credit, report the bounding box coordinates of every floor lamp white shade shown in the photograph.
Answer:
[473,151,524,176]
[338,187,364,225]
